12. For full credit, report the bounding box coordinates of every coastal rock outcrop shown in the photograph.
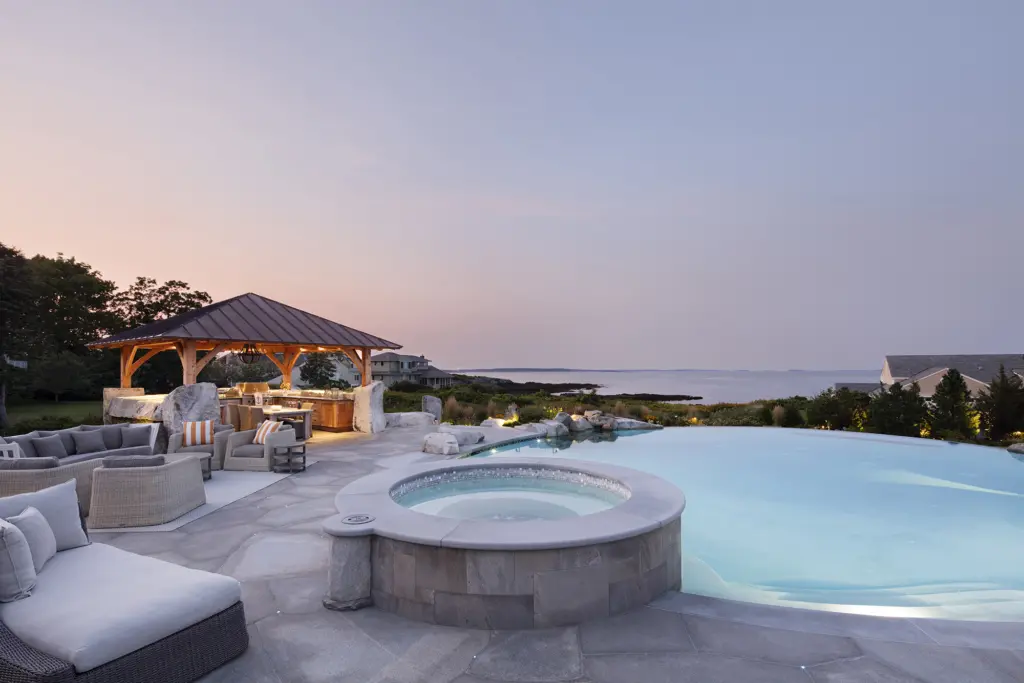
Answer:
[438,424,486,445]
[160,383,220,434]
[422,432,460,456]
[385,412,437,428]
[422,395,443,423]
[568,416,594,433]
[354,381,386,434]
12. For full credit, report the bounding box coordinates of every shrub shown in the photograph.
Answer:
[461,405,476,423]
[704,406,765,426]
[390,380,429,393]
[473,406,490,424]
[865,382,928,437]
[756,404,773,425]
[975,365,1024,440]
[627,404,646,420]
[771,405,786,426]
[519,405,546,423]
[612,401,628,417]
[486,400,500,418]
[442,396,461,423]
[3,414,105,436]
[927,369,974,439]
[781,403,804,427]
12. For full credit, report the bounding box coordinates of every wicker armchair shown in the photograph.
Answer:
[167,424,234,470]
[88,457,206,529]
[222,425,295,472]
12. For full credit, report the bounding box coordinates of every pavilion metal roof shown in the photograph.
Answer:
[90,293,401,350]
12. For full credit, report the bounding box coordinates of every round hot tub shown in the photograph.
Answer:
[322,457,685,629]
[391,465,630,520]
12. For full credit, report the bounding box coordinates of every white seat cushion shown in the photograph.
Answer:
[0,543,241,672]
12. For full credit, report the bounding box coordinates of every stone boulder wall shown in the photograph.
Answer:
[1009,442,1024,455]
[353,381,386,434]
[422,395,443,423]
[422,432,460,456]
[385,412,437,428]
[614,417,661,431]
[438,424,486,445]
[569,415,594,433]
[540,420,570,437]
[160,383,220,434]
[479,418,504,428]
[552,412,573,429]
[102,388,144,424]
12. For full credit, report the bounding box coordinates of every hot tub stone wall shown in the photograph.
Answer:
[369,518,681,629]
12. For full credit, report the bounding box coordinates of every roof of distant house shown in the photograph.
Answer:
[90,293,400,350]
[885,355,1024,384]
[372,352,429,363]
[421,366,452,379]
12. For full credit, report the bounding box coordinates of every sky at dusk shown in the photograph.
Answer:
[2,1,1022,371]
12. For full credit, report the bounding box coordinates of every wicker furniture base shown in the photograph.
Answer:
[0,601,248,683]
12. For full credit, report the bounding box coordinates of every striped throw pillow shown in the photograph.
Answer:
[182,420,214,446]
[253,420,282,445]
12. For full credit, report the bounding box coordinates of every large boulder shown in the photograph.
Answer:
[438,424,486,445]
[513,423,548,435]
[385,412,437,428]
[422,395,443,423]
[540,420,570,437]
[159,383,220,434]
[422,433,460,456]
[353,381,386,434]
[586,412,618,431]
[480,418,504,428]
[1009,442,1024,454]
[505,403,519,420]
[614,417,661,431]
[569,415,594,433]
[552,412,573,429]
[584,410,604,421]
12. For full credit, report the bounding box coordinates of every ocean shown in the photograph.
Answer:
[462,369,879,404]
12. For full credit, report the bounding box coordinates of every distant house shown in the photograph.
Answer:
[369,352,454,389]
[838,355,1024,398]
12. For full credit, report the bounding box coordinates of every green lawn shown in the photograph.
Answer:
[6,400,104,423]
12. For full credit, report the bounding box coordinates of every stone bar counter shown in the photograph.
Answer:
[106,381,387,436]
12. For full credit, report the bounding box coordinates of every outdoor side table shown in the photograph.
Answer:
[272,443,307,473]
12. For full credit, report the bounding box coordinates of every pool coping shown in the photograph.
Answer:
[323,456,685,550]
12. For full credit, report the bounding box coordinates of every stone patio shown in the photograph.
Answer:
[90,426,1024,683]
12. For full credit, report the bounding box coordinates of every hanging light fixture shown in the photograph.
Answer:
[239,343,261,364]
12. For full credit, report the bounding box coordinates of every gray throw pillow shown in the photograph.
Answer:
[30,434,68,459]
[102,455,165,469]
[8,433,40,459]
[70,429,107,455]
[6,507,57,573]
[38,429,78,455]
[0,457,59,471]
[0,519,36,602]
[120,426,151,448]
[0,480,89,551]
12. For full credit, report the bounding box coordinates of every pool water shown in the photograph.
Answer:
[477,428,1024,620]
[394,475,625,521]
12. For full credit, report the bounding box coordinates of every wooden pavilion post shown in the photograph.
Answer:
[178,340,198,385]
[361,348,371,386]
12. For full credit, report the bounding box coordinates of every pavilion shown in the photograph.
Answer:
[88,293,401,389]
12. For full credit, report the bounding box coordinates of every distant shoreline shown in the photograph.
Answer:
[458,368,876,373]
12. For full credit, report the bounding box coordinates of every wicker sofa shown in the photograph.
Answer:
[0,424,159,515]
[223,424,296,472]
[88,456,207,529]
[166,423,234,470]
[0,482,248,683]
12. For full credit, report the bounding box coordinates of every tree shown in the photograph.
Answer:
[0,244,34,427]
[865,382,928,437]
[975,365,1024,441]
[299,353,336,388]
[806,388,871,430]
[27,253,117,355]
[30,352,92,402]
[109,278,213,392]
[927,369,974,439]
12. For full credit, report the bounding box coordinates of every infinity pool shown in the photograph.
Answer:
[476,427,1024,620]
